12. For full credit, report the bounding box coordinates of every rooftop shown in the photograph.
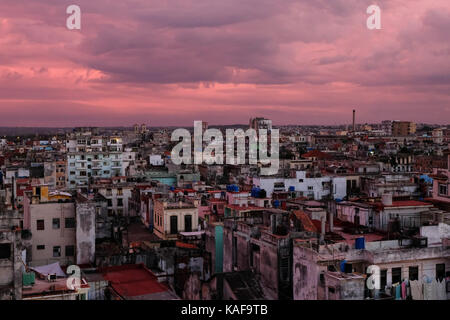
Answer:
[100,264,178,300]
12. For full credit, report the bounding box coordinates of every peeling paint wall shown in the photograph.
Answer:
[76,202,96,265]
[0,213,22,300]
[293,245,320,300]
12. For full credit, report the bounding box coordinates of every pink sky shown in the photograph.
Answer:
[0,0,449,127]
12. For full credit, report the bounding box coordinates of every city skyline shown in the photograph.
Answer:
[0,0,449,126]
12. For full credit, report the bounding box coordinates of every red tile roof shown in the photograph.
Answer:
[292,210,318,232]
[101,264,170,298]
[301,150,331,159]
[383,200,432,207]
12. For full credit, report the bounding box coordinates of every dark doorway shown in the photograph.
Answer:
[170,216,178,234]
[184,215,192,232]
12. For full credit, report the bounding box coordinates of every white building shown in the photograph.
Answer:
[66,131,125,189]
[149,154,164,166]
[253,171,347,200]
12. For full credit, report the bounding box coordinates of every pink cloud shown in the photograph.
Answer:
[0,0,449,126]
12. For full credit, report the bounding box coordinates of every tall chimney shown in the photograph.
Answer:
[352,109,356,132]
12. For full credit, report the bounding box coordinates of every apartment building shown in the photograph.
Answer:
[153,198,199,240]
[392,121,417,136]
[23,185,76,267]
[253,171,347,200]
[293,228,450,300]
[430,146,450,211]
[249,117,273,133]
[92,179,132,217]
[66,130,125,189]
[55,160,67,189]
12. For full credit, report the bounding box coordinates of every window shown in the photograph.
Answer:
[380,269,387,289]
[65,245,75,257]
[37,219,45,230]
[439,184,448,196]
[53,246,61,257]
[308,186,313,190]
[117,199,123,207]
[52,218,60,229]
[65,218,76,228]
[0,243,11,259]
[409,266,419,281]
[436,263,445,281]
[37,245,45,250]
[392,267,402,284]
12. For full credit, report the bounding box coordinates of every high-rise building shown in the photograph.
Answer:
[381,120,393,135]
[66,130,125,189]
[392,121,416,136]
[249,117,272,133]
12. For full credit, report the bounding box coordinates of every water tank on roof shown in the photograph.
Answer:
[355,237,365,249]
[273,200,280,208]
[289,186,295,192]
[251,187,258,197]
[340,260,347,272]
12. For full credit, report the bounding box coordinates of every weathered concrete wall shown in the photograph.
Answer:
[0,214,23,300]
[259,241,278,298]
[29,202,76,266]
[236,233,250,270]
[182,273,202,300]
[44,161,56,188]
[420,223,450,246]
[205,224,217,273]
[76,202,96,265]
[223,225,233,272]
[324,273,365,300]
[293,245,320,300]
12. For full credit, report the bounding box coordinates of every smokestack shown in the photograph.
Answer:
[352,109,356,132]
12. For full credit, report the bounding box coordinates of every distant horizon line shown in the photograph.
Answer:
[0,121,446,129]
